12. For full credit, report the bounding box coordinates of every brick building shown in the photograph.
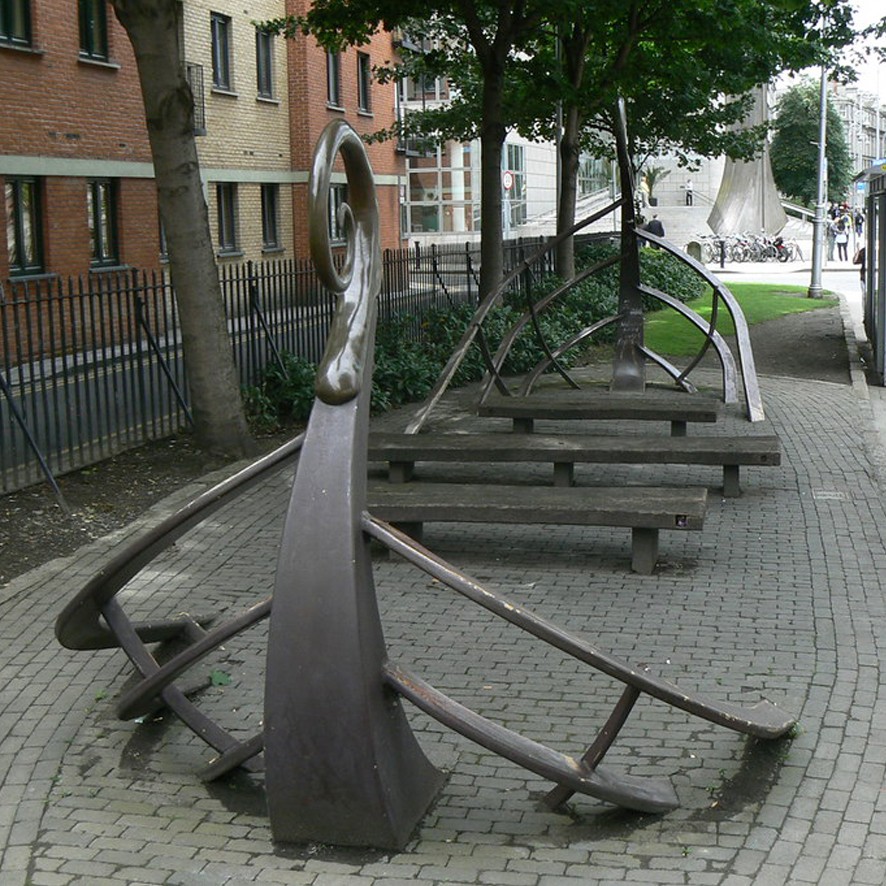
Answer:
[0,0,406,284]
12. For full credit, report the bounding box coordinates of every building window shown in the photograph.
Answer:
[505,143,526,229]
[405,143,479,235]
[5,177,43,275]
[357,52,372,113]
[326,51,341,107]
[210,12,232,90]
[79,0,108,60]
[261,184,279,250]
[87,179,119,267]
[0,0,30,46]
[578,154,611,196]
[255,28,274,98]
[328,184,347,243]
[216,183,238,253]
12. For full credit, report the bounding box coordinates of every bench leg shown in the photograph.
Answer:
[513,417,534,434]
[631,528,659,575]
[722,465,741,498]
[670,420,687,437]
[388,461,414,484]
[553,462,574,488]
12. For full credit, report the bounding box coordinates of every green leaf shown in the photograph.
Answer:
[210,669,232,687]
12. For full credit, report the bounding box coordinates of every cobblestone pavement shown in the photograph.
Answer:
[2,280,885,885]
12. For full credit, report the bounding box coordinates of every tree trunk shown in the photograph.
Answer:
[612,107,645,391]
[478,64,507,301]
[555,104,581,280]
[111,0,254,457]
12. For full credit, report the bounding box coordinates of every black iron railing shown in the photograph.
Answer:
[186,62,206,135]
[1,238,564,493]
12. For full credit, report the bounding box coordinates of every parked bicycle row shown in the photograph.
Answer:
[694,232,803,264]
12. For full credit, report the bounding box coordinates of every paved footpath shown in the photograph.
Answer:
[2,271,886,885]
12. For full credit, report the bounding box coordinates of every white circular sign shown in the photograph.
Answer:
[502,170,514,191]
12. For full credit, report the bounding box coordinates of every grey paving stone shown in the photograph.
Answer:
[4,288,886,885]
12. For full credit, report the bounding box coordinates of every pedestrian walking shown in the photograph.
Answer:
[854,209,864,237]
[826,220,836,261]
[641,214,664,248]
[835,221,849,262]
[684,180,693,206]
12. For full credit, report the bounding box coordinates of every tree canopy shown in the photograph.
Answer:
[268,0,860,286]
[769,80,853,206]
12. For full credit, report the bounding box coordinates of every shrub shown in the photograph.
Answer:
[372,314,439,412]
[247,237,708,426]
[248,352,317,430]
[639,249,707,304]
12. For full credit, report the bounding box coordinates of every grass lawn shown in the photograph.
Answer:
[643,282,838,356]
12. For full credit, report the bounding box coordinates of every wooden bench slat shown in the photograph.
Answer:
[369,432,780,467]
[368,482,707,574]
[478,391,720,424]
[369,431,780,496]
[368,481,706,530]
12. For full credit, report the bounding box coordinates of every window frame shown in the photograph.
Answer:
[216,182,239,254]
[326,51,342,108]
[5,176,44,276]
[357,51,372,113]
[255,27,274,99]
[261,183,280,250]
[505,142,527,228]
[0,0,30,47]
[210,12,233,91]
[328,183,348,244]
[87,178,119,268]
[78,0,108,61]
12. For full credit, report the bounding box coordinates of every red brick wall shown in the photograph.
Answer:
[0,6,150,162]
[0,176,161,282]
[0,2,158,280]
[284,1,406,256]
[2,1,406,280]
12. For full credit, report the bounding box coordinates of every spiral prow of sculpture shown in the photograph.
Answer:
[262,120,444,850]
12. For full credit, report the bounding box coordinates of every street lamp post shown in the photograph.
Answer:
[808,63,829,299]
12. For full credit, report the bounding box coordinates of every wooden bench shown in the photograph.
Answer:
[367,480,707,574]
[478,391,720,436]
[369,431,781,497]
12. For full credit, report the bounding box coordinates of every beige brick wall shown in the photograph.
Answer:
[183,0,290,170]
[183,0,295,262]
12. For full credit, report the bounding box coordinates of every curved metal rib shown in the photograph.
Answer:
[404,200,621,434]
[200,733,265,782]
[638,283,738,403]
[524,286,582,392]
[364,515,796,739]
[52,434,300,773]
[101,596,263,774]
[116,598,272,721]
[55,433,303,651]
[637,346,698,394]
[518,314,621,396]
[383,662,679,814]
[477,256,619,404]
[635,228,764,421]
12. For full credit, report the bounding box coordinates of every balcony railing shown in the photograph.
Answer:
[186,62,207,136]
